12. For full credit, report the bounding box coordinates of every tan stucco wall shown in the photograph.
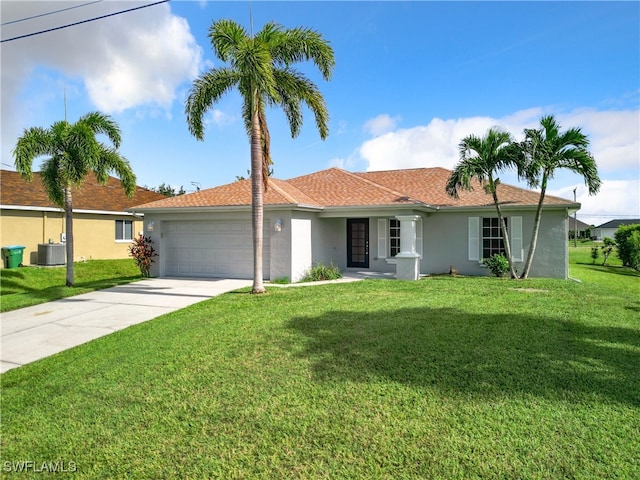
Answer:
[1,208,142,267]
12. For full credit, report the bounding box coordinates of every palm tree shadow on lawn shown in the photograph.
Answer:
[286,307,640,407]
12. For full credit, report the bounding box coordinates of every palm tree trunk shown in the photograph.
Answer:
[490,177,518,279]
[250,103,266,294]
[520,174,547,279]
[64,186,75,287]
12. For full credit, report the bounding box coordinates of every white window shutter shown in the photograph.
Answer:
[377,219,387,258]
[468,217,480,261]
[416,218,423,258]
[511,216,523,262]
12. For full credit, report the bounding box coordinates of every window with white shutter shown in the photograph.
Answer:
[510,216,523,262]
[468,217,480,261]
[377,219,387,258]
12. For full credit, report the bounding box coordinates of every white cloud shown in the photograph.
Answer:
[363,114,401,136]
[336,120,348,135]
[358,107,639,174]
[360,116,498,171]
[358,107,639,223]
[549,179,640,227]
[1,0,203,162]
[558,109,639,173]
[205,109,236,128]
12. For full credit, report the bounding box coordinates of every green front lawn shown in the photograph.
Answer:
[1,252,638,478]
[0,259,141,312]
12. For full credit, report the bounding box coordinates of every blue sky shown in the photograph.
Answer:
[2,1,638,226]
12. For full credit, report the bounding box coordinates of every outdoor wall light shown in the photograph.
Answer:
[147,221,155,232]
[274,219,282,232]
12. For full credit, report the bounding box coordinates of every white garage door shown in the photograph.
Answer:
[164,220,270,278]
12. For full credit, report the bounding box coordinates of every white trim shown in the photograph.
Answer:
[1,204,62,213]
[438,204,577,213]
[416,217,423,259]
[1,204,140,217]
[76,209,140,216]
[115,219,134,241]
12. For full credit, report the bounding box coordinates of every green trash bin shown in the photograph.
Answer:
[2,246,25,268]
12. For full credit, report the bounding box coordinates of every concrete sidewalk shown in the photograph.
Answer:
[0,278,251,373]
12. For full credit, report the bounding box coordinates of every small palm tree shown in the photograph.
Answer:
[185,19,334,293]
[14,112,136,287]
[446,127,521,278]
[518,115,600,278]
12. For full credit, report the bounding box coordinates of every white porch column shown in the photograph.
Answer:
[395,215,421,280]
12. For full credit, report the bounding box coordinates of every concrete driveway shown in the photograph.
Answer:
[0,277,251,373]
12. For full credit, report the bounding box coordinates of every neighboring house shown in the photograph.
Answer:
[570,218,593,240]
[593,219,640,241]
[0,169,165,267]
[131,167,578,281]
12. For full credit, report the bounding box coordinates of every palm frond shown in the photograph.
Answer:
[523,114,599,194]
[79,111,122,148]
[448,128,516,199]
[272,27,335,80]
[258,108,272,191]
[209,19,249,63]
[39,157,65,207]
[185,68,240,140]
[13,127,53,180]
[102,149,137,197]
[272,69,329,139]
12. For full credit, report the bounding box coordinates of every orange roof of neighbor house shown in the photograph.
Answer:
[131,167,575,211]
[0,169,166,211]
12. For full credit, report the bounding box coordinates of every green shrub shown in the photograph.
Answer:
[601,237,615,266]
[128,235,158,277]
[271,276,290,284]
[482,254,510,277]
[614,224,640,270]
[590,246,600,264]
[302,262,342,282]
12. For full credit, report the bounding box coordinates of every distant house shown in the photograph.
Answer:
[593,219,640,241]
[0,169,165,267]
[130,167,579,281]
[569,218,593,240]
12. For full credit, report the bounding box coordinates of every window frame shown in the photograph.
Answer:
[469,215,523,263]
[482,217,507,259]
[115,219,134,242]
[389,218,401,257]
[377,217,422,261]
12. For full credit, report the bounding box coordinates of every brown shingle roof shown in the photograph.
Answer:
[357,168,571,208]
[132,177,320,209]
[1,169,165,211]
[130,167,574,211]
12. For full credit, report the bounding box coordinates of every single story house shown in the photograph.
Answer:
[0,169,165,267]
[569,218,593,240]
[130,167,578,281]
[593,219,640,241]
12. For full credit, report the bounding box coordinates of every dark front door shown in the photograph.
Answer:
[347,218,369,268]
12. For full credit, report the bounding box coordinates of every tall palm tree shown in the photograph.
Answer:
[446,127,521,278]
[518,115,600,278]
[14,112,136,287]
[185,19,334,294]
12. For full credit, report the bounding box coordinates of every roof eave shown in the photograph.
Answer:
[318,203,438,218]
[127,202,324,214]
[437,202,579,213]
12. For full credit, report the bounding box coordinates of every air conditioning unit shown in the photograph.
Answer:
[38,243,66,266]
